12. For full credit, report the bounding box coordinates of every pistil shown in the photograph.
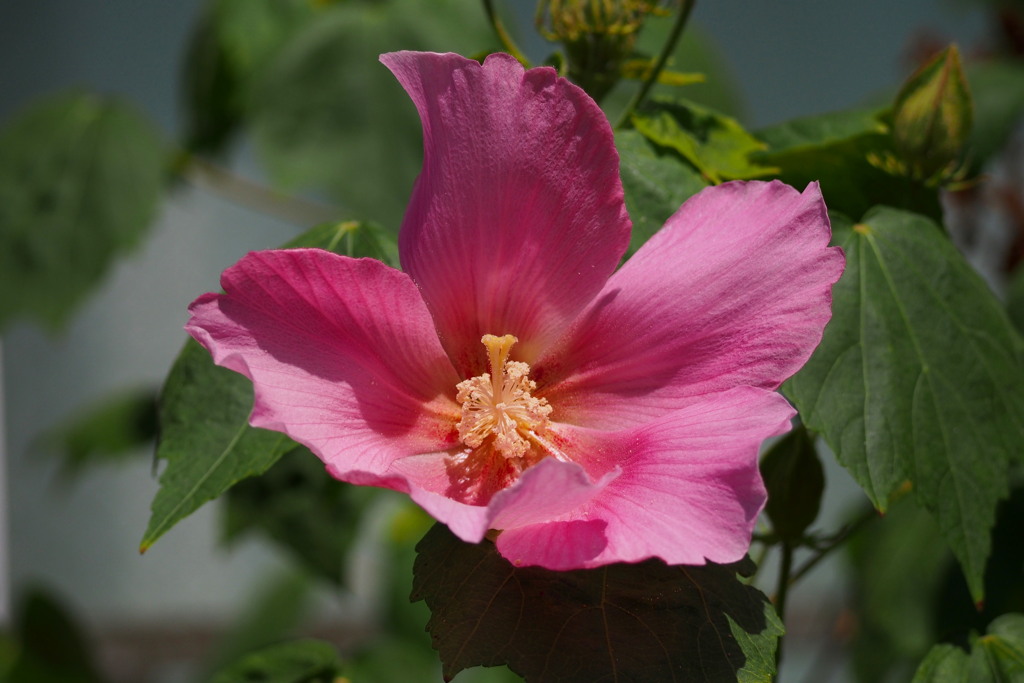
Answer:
[455,334,552,459]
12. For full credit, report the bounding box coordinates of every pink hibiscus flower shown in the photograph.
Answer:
[187,51,844,570]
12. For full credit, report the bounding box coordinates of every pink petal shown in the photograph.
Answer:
[186,249,462,478]
[535,180,844,429]
[381,51,631,375]
[498,387,793,569]
[375,455,618,545]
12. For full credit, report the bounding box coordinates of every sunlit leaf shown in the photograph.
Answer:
[911,614,1024,682]
[412,524,782,683]
[787,209,1024,601]
[756,107,886,152]
[209,639,341,683]
[0,92,166,331]
[141,221,395,551]
[601,23,747,120]
[631,98,772,183]
[615,129,707,255]
[755,108,943,221]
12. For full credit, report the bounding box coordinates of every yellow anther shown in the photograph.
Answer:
[455,335,552,459]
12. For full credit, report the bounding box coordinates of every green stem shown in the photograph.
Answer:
[483,0,530,65]
[774,541,795,672]
[789,506,877,585]
[614,0,696,128]
[179,154,339,227]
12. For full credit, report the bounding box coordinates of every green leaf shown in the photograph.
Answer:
[0,92,166,331]
[39,387,157,479]
[180,8,245,155]
[756,107,887,153]
[209,639,341,683]
[181,0,322,155]
[631,98,772,183]
[1008,264,1024,335]
[787,209,1024,601]
[412,524,782,683]
[615,129,708,255]
[223,446,378,584]
[249,0,492,229]
[912,644,971,682]
[141,338,296,552]
[291,219,399,266]
[7,588,106,683]
[759,425,824,543]
[141,220,394,552]
[912,614,1024,682]
[755,108,943,221]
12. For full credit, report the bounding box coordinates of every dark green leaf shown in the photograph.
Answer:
[209,639,341,683]
[142,221,393,551]
[141,338,295,552]
[615,129,708,255]
[38,387,157,479]
[412,524,782,683]
[7,588,106,683]
[249,0,492,229]
[755,109,943,221]
[787,209,1024,601]
[0,92,166,331]
[180,8,244,155]
[1008,264,1024,334]
[223,446,377,584]
[631,98,772,183]
[181,0,321,155]
[759,425,824,542]
[911,614,1024,682]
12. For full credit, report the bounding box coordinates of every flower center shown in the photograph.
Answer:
[455,334,552,459]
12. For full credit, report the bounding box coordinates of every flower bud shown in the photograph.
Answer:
[891,45,973,184]
[536,0,674,101]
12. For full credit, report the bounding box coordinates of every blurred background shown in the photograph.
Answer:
[0,0,1001,680]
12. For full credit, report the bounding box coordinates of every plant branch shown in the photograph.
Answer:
[614,0,696,128]
[178,154,339,227]
[483,0,530,65]
[788,506,878,586]
[773,541,795,673]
